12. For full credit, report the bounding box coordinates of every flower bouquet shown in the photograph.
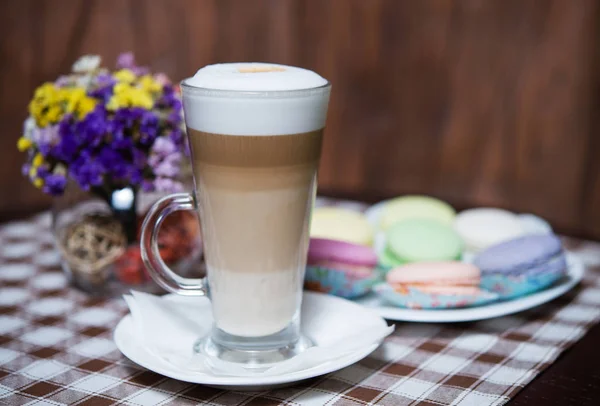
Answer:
[18,53,202,293]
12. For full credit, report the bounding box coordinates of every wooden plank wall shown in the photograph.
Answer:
[1,0,599,239]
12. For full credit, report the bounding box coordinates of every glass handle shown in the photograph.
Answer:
[140,193,207,296]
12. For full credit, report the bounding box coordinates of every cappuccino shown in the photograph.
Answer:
[182,63,330,338]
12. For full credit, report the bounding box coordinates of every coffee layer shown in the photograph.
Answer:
[189,130,323,168]
[189,129,323,276]
[189,129,323,336]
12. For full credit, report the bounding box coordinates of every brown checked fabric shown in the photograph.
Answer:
[0,201,600,406]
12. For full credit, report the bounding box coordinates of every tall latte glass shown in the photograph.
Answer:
[141,63,330,368]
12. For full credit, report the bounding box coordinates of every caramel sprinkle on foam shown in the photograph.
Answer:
[238,65,286,73]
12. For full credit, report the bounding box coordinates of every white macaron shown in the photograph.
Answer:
[454,208,525,253]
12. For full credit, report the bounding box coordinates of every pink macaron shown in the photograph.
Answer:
[374,261,498,309]
[386,261,481,292]
[308,238,378,276]
[305,238,380,298]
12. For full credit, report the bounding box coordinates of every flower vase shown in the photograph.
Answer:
[52,181,203,295]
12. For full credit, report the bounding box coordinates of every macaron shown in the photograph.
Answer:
[310,207,373,246]
[454,208,525,253]
[380,195,456,230]
[304,238,380,298]
[381,219,463,267]
[519,214,553,235]
[374,261,498,309]
[386,261,480,292]
[474,234,567,299]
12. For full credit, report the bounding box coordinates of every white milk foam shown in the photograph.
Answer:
[182,63,330,135]
[186,63,327,91]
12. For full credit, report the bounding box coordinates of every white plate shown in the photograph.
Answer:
[355,253,584,322]
[114,292,387,389]
[364,199,387,227]
[361,199,578,321]
[364,199,553,235]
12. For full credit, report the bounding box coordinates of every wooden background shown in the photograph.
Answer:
[1,0,599,239]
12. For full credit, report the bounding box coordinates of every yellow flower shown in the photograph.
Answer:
[77,96,97,118]
[32,153,44,167]
[29,82,65,127]
[139,75,161,93]
[107,83,153,110]
[17,137,33,152]
[65,88,86,114]
[33,83,57,101]
[130,88,153,109]
[35,114,50,128]
[114,69,136,83]
[45,105,63,123]
[113,82,130,94]
[107,93,128,111]
[64,88,97,119]
[29,166,37,178]
[33,178,44,188]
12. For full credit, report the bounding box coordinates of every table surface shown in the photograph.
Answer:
[0,210,599,406]
[510,321,600,405]
[322,198,600,405]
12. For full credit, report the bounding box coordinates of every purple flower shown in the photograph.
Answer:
[154,152,182,177]
[36,166,49,178]
[76,106,108,147]
[98,147,125,177]
[148,135,184,179]
[141,180,155,192]
[32,125,60,156]
[89,75,115,102]
[21,163,31,177]
[154,73,171,86]
[116,52,136,70]
[116,52,149,75]
[69,154,104,190]
[139,111,159,145]
[132,66,150,76]
[96,73,115,86]
[151,136,177,156]
[110,108,144,147]
[54,116,80,162]
[157,88,182,111]
[89,86,113,103]
[154,177,184,193]
[30,164,67,196]
[42,174,67,195]
[168,128,184,145]
[148,154,160,168]
[166,111,182,126]
[129,167,143,184]
[113,136,133,150]
[132,148,147,167]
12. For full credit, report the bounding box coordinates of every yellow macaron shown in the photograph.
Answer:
[310,207,374,246]
[380,195,456,230]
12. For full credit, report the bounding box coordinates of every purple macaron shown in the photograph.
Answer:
[474,234,567,299]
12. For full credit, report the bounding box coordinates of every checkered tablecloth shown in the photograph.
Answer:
[1,207,600,406]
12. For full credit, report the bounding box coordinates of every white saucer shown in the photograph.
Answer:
[114,291,387,389]
[355,253,583,322]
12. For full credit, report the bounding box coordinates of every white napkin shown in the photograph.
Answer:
[124,291,394,377]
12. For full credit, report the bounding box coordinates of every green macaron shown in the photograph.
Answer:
[381,218,463,266]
